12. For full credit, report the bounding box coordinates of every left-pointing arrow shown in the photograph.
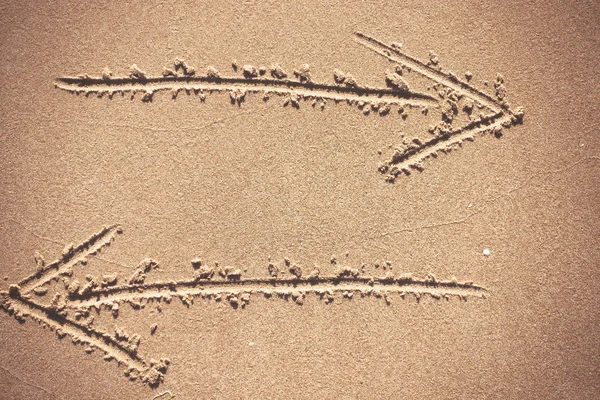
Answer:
[1,225,169,387]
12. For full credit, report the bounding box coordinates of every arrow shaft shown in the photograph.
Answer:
[55,75,439,107]
[66,276,486,308]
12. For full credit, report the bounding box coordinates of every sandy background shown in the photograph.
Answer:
[0,1,598,398]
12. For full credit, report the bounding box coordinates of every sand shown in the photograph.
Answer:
[0,1,599,399]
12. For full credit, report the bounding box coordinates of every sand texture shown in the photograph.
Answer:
[0,1,599,399]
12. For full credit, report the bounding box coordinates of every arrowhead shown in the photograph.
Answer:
[1,225,170,387]
[353,32,525,180]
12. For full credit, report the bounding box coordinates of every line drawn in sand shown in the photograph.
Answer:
[1,226,487,386]
[54,33,524,182]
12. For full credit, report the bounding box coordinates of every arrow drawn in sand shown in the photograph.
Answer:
[1,226,487,386]
[54,33,525,181]
[352,33,525,181]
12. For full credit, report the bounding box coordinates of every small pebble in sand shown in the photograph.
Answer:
[270,64,288,79]
[207,66,220,78]
[385,71,409,92]
[344,74,358,87]
[267,262,279,278]
[102,67,113,80]
[293,64,311,82]
[289,264,302,279]
[242,65,258,78]
[483,248,491,257]
[129,64,146,80]
[33,286,48,296]
[428,50,439,66]
[333,69,346,84]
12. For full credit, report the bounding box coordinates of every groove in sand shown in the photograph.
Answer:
[54,75,438,108]
[65,275,487,309]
